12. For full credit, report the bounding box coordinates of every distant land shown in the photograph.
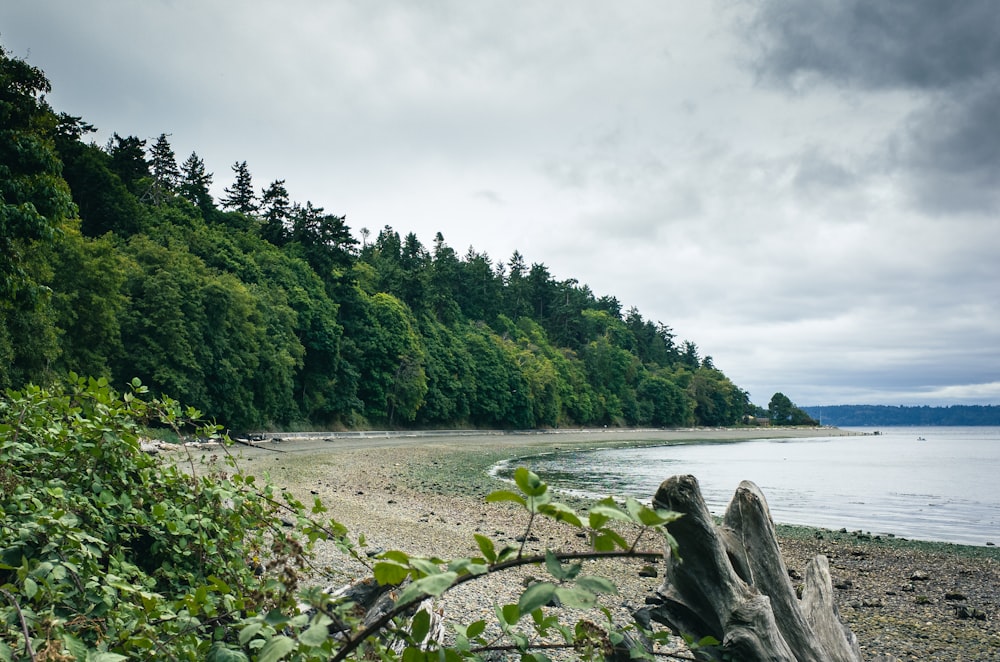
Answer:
[802,405,1000,427]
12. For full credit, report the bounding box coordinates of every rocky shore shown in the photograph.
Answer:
[190,429,999,660]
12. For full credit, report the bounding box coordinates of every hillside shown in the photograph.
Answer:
[1,44,752,431]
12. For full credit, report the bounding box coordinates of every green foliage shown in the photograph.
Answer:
[0,376,356,660]
[0,45,75,302]
[768,392,817,426]
[1,377,700,660]
[0,42,758,430]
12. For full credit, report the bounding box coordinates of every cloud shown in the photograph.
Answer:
[739,0,1000,214]
[3,1,998,408]
[742,1,1000,90]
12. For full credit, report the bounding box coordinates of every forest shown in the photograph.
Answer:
[1,45,753,432]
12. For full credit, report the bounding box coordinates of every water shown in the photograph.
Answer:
[494,427,1000,546]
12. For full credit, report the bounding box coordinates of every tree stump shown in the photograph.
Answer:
[643,475,864,662]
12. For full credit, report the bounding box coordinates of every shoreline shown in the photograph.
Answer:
[187,427,999,660]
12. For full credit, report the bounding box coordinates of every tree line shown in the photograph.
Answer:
[802,405,1000,427]
[1,45,754,431]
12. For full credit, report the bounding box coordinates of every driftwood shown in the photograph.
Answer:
[643,474,865,662]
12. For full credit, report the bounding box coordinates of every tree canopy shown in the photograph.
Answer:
[0,44,763,431]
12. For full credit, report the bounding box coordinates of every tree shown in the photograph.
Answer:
[287,201,357,283]
[56,134,146,237]
[0,45,75,302]
[680,340,701,370]
[259,179,290,244]
[768,392,816,426]
[221,160,257,214]
[147,133,180,204]
[179,151,214,213]
[106,133,149,195]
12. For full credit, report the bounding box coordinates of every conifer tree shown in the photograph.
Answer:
[221,160,257,215]
[259,179,290,244]
[106,133,149,195]
[147,133,180,205]
[179,151,214,211]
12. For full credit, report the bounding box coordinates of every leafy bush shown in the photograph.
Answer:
[1,377,683,660]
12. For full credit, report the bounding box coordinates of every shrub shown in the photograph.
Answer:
[1,376,681,660]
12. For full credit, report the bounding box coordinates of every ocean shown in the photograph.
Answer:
[493,426,1000,546]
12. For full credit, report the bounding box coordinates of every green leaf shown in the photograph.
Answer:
[298,621,329,647]
[379,549,410,564]
[62,634,87,660]
[397,571,458,605]
[373,560,411,585]
[205,642,250,662]
[23,577,38,599]
[410,608,430,643]
[497,603,520,626]
[239,622,263,645]
[401,647,427,662]
[256,635,296,662]
[518,581,556,614]
[447,558,488,576]
[592,530,629,551]
[474,534,497,563]
[576,575,618,595]
[513,467,547,497]
[589,503,631,523]
[537,502,582,527]
[409,558,441,577]
[86,654,128,662]
[554,586,598,609]
[263,609,289,628]
[466,619,486,638]
[484,490,526,507]
[544,550,566,581]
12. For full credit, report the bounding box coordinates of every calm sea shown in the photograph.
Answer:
[493,427,1000,546]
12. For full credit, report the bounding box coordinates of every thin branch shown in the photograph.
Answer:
[1,588,36,661]
[517,508,536,559]
[330,547,663,662]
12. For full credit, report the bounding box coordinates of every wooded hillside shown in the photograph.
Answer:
[1,45,751,430]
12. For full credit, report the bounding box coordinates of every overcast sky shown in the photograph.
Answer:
[3,1,999,407]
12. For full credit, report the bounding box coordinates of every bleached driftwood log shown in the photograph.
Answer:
[644,475,864,662]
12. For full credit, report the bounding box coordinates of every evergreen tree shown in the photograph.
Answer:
[147,133,180,205]
[106,133,149,195]
[221,160,257,214]
[179,151,214,213]
[259,179,290,244]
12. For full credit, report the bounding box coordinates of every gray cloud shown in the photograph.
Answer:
[743,1,1000,90]
[2,1,998,407]
[740,0,1000,214]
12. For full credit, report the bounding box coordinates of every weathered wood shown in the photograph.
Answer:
[645,474,864,662]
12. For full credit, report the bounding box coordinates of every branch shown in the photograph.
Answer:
[330,547,663,662]
[1,588,36,661]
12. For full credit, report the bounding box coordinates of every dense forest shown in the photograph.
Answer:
[802,405,1000,427]
[1,46,754,431]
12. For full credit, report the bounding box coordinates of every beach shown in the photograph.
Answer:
[187,428,1000,660]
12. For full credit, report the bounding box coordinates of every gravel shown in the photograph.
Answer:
[189,431,999,660]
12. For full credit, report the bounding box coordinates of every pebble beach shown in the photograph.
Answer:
[188,428,1000,660]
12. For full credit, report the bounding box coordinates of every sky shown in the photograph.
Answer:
[3,1,999,407]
